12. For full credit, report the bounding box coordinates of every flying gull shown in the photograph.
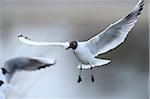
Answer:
[18,0,144,83]
[0,57,55,99]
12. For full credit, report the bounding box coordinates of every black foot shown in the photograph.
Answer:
[77,75,82,83]
[91,75,95,82]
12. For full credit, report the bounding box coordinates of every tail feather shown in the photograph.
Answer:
[77,59,111,69]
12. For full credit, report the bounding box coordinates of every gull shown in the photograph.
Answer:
[0,57,55,99]
[18,0,144,83]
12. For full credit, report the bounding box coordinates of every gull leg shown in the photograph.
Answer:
[90,66,95,82]
[77,64,82,83]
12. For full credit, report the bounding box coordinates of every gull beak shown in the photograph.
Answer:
[66,46,71,50]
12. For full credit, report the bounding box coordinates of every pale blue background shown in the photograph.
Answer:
[0,0,149,99]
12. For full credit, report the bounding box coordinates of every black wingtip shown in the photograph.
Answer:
[37,64,51,70]
[125,0,144,19]
[18,35,31,40]
[18,35,23,38]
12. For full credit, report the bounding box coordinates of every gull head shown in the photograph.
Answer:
[66,41,78,50]
[0,68,9,99]
[0,68,7,84]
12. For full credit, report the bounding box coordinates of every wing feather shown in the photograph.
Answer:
[87,0,144,56]
[2,57,55,82]
[18,35,69,49]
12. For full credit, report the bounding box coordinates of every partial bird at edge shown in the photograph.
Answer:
[0,57,55,99]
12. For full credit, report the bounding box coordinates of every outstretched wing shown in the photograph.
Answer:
[2,57,55,82]
[87,0,144,56]
[18,35,69,49]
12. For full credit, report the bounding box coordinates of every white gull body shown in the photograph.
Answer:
[73,42,110,69]
[18,0,144,70]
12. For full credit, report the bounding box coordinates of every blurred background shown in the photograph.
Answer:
[0,0,149,99]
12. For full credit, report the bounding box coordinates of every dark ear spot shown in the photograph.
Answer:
[70,41,78,50]
[0,80,4,86]
[1,68,8,75]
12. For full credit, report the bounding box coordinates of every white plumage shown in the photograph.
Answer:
[87,0,144,56]
[0,57,55,98]
[18,0,144,82]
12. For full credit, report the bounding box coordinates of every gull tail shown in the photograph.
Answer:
[77,59,111,69]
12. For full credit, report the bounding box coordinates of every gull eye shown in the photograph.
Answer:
[73,42,76,46]
[0,80,4,86]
